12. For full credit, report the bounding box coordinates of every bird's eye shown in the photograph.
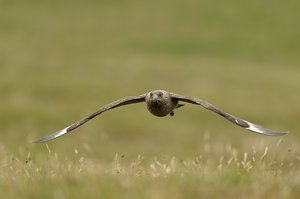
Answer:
[158,92,163,97]
[150,93,153,97]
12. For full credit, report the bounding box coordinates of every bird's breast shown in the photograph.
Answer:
[146,99,177,117]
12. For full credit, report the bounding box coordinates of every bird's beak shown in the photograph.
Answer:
[152,95,158,101]
[152,95,159,106]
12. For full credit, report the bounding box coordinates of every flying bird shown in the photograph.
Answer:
[33,90,286,143]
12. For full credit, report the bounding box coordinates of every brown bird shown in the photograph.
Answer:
[32,90,286,143]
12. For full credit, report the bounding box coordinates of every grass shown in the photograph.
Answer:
[1,139,300,199]
[1,0,300,198]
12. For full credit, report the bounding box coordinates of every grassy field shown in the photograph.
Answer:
[1,0,300,198]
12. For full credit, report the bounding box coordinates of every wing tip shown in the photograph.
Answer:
[246,121,287,136]
[32,127,69,143]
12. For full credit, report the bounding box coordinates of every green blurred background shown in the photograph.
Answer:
[1,0,299,160]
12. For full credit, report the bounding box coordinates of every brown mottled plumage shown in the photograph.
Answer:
[32,90,287,143]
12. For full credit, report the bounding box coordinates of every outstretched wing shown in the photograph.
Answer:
[32,94,146,143]
[169,93,287,136]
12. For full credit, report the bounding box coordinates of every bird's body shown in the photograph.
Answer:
[33,90,287,143]
[145,90,179,117]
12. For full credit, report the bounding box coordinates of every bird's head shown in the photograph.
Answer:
[146,90,169,106]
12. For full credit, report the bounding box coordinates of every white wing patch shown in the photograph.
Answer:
[246,122,265,134]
